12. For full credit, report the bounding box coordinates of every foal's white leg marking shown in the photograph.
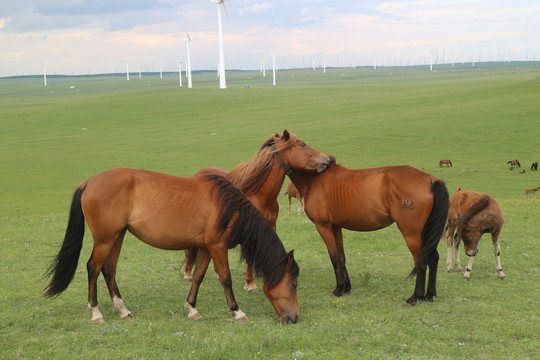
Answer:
[232,308,249,321]
[463,256,475,281]
[454,241,462,272]
[493,240,506,280]
[112,296,132,319]
[88,304,105,323]
[184,302,202,320]
[446,239,453,272]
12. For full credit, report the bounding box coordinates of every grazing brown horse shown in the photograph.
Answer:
[285,182,304,215]
[507,159,521,168]
[44,169,300,323]
[439,159,452,167]
[525,187,540,199]
[183,130,330,290]
[289,157,449,304]
[444,188,506,280]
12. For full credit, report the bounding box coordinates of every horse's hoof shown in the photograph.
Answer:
[183,277,193,283]
[92,317,105,323]
[332,290,343,297]
[237,315,250,322]
[463,277,470,281]
[190,313,203,320]
[121,313,133,320]
[500,276,506,280]
[244,283,258,292]
[447,269,453,273]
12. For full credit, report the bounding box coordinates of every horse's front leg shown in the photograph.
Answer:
[316,224,350,297]
[209,246,248,321]
[492,232,506,280]
[185,248,212,320]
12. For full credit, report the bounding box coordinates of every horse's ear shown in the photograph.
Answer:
[287,250,295,265]
[274,133,280,139]
[455,187,462,192]
[282,130,290,141]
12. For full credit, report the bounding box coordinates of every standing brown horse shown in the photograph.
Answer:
[285,182,304,215]
[44,169,300,323]
[439,159,452,167]
[289,157,449,304]
[444,188,506,280]
[183,130,331,290]
[507,159,521,168]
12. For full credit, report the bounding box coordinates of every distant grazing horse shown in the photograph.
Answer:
[184,130,330,291]
[285,182,304,215]
[289,157,449,304]
[444,188,506,281]
[525,187,540,199]
[507,159,521,168]
[531,162,538,171]
[44,169,300,323]
[439,159,452,168]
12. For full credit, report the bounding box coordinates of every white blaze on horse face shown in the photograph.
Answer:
[112,296,132,319]
[88,303,105,323]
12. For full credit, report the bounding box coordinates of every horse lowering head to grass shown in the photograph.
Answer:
[44,169,299,323]
[443,188,506,281]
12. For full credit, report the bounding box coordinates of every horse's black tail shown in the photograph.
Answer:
[43,186,86,298]
[410,180,449,277]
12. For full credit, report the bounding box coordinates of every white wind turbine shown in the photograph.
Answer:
[126,58,130,81]
[177,59,183,87]
[184,33,194,88]
[271,51,277,86]
[42,63,47,86]
[212,0,231,89]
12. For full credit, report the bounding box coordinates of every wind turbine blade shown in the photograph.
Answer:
[221,1,235,36]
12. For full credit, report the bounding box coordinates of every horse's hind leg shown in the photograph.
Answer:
[244,264,258,292]
[404,235,426,304]
[101,230,132,320]
[87,240,118,323]
[492,232,506,280]
[445,224,455,273]
[425,249,439,301]
[185,248,212,320]
[183,248,198,282]
[453,234,463,272]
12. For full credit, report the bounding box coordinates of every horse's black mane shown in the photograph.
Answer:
[205,174,299,288]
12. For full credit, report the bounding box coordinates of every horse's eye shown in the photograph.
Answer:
[292,282,298,289]
[301,143,307,148]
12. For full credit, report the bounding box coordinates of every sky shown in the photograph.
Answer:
[1,0,539,77]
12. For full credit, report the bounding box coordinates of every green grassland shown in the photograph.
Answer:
[1,63,539,359]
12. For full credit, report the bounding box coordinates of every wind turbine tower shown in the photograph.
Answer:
[126,59,130,81]
[271,51,277,86]
[43,63,47,86]
[212,0,228,89]
[185,33,194,88]
[177,59,183,87]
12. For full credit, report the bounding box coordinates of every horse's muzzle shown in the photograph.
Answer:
[282,314,299,324]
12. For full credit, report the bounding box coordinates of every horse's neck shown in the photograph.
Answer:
[249,160,286,224]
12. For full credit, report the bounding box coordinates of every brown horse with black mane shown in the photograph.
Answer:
[507,159,521,168]
[184,130,330,290]
[44,169,299,323]
[289,157,449,304]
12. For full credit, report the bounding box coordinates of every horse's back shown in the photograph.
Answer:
[82,168,218,250]
[449,188,503,228]
[306,164,437,231]
[194,167,229,178]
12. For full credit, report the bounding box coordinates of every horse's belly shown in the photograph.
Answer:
[335,212,394,232]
